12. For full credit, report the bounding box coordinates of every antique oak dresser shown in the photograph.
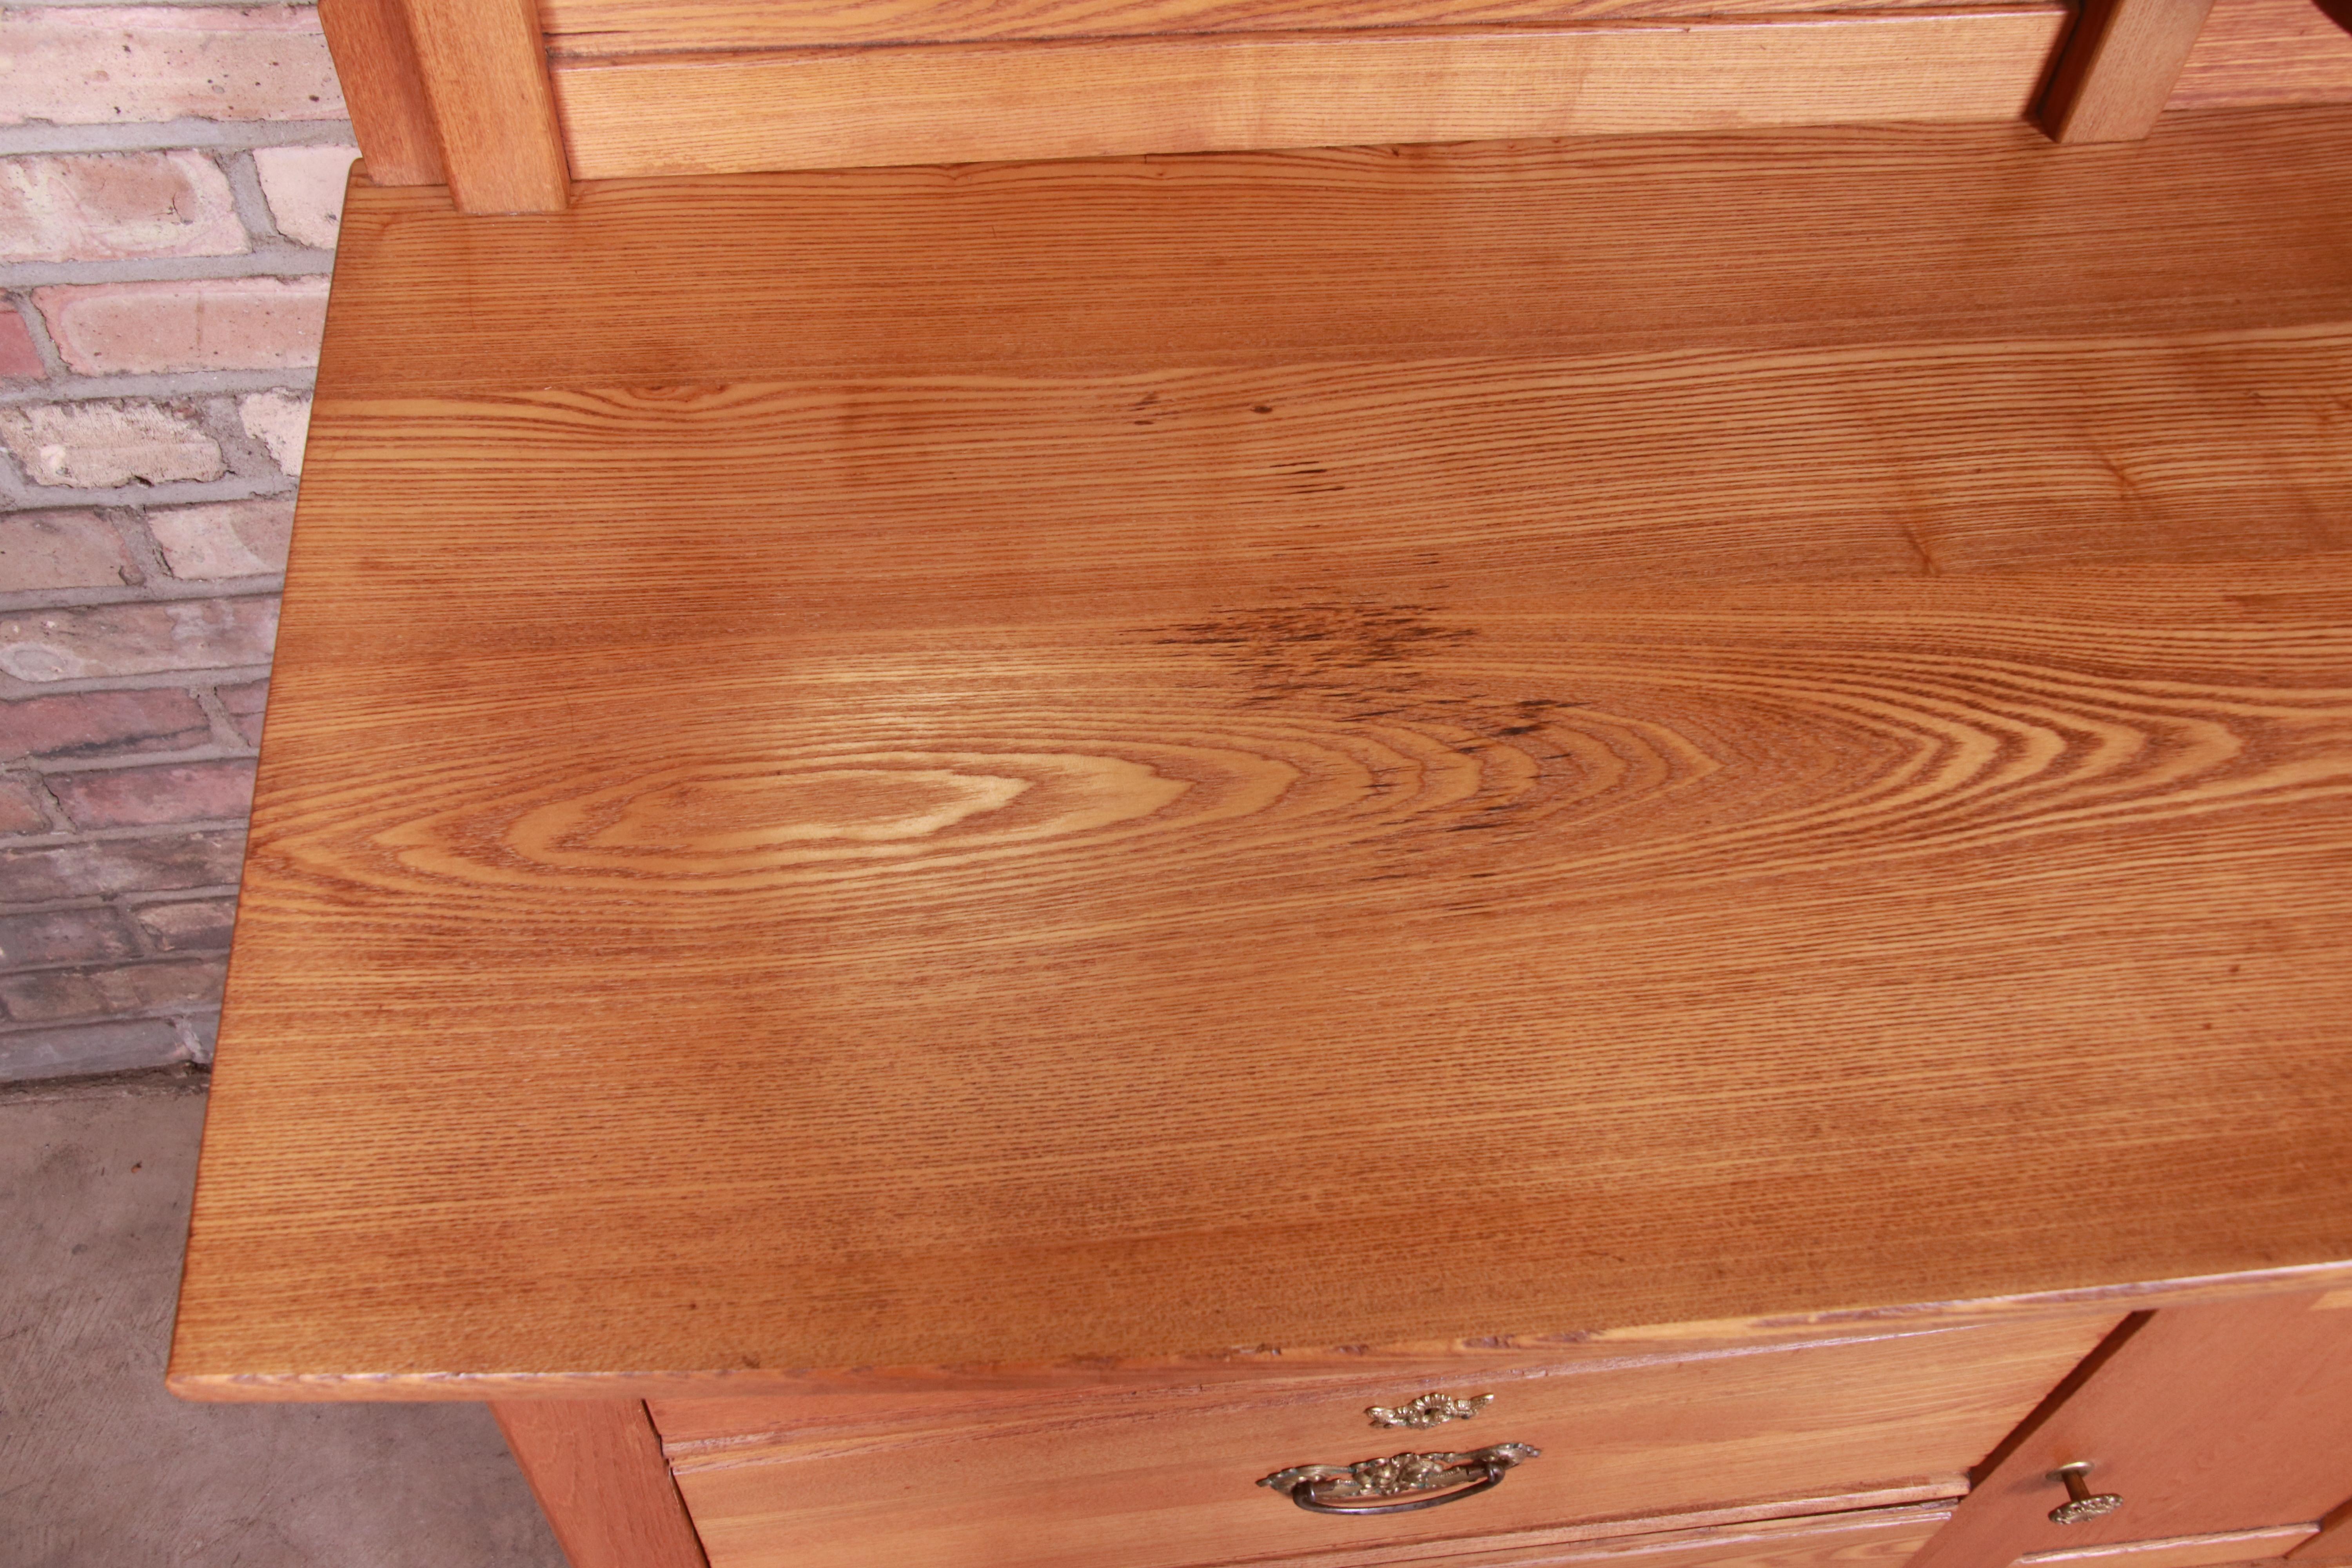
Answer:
[168,0,2352,1563]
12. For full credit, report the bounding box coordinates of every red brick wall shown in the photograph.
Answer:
[2,4,351,1080]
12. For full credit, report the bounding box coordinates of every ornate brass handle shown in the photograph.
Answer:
[2048,1462,2124,1525]
[1259,1444,1539,1515]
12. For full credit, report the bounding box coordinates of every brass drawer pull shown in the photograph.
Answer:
[2048,1462,2125,1524]
[1259,1444,1539,1515]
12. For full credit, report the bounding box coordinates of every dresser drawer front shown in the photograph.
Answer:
[1911,1294,2352,1568]
[659,1314,2114,1568]
[1385,1503,1954,1568]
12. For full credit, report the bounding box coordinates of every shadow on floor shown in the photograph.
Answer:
[1,1074,568,1568]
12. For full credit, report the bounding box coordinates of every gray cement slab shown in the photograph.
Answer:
[1,1074,569,1568]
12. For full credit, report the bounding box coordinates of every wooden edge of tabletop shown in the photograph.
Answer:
[164,1259,2352,1402]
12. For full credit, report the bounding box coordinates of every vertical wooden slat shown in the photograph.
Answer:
[493,1399,710,1568]
[399,0,571,212]
[2040,0,2218,140]
[317,0,446,186]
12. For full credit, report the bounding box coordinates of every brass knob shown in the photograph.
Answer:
[2048,1462,2124,1525]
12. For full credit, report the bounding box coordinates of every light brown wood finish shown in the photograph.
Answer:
[2037,0,2217,141]
[2021,1526,2321,1567]
[160,1267,2352,1403]
[316,0,445,185]
[1909,1297,2352,1568]
[551,9,2068,177]
[658,1320,2107,1568]
[399,0,569,210]
[492,1400,709,1568]
[535,0,2001,51]
[304,109,2352,399]
[2167,0,2352,108]
[169,108,2352,1398]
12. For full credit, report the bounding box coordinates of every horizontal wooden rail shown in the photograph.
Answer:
[539,0,1992,53]
[553,8,2070,178]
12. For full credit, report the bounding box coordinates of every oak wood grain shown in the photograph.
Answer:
[550,10,2068,177]
[2038,0,2216,141]
[317,0,446,185]
[2168,0,2352,108]
[658,1319,2107,1568]
[534,0,1999,51]
[492,1400,710,1568]
[402,0,570,210]
[169,504,2352,1380]
[169,110,2352,1398]
[1907,1297,2352,1568]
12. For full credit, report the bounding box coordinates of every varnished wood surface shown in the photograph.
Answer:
[534,0,1991,52]
[1373,1505,1954,1568]
[160,1265,2352,1402]
[1910,1296,2352,1568]
[661,1320,2106,1568]
[2038,0,2216,141]
[550,10,2067,177]
[491,1400,710,1568]
[399,0,571,209]
[316,0,445,186]
[2020,1527,2321,1568]
[2169,0,2352,109]
[171,109,2352,1397]
[312,109,2352,399]
[2290,1499,2352,1562]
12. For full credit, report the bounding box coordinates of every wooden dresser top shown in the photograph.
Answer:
[169,106,2352,1400]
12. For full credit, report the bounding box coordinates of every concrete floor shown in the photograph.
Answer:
[1,1073,568,1568]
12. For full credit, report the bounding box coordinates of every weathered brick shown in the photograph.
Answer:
[113,955,225,1007]
[0,399,223,488]
[0,509,139,591]
[50,757,255,828]
[251,143,356,250]
[0,967,102,1020]
[0,828,243,900]
[147,496,292,579]
[216,677,267,745]
[0,954,225,1022]
[0,1017,182,1079]
[0,596,277,682]
[237,389,309,475]
[0,151,245,264]
[0,688,211,762]
[0,772,51,833]
[131,896,234,951]
[0,7,346,126]
[36,276,329,375]
[0,307,44,379]
[0,907,139,969]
